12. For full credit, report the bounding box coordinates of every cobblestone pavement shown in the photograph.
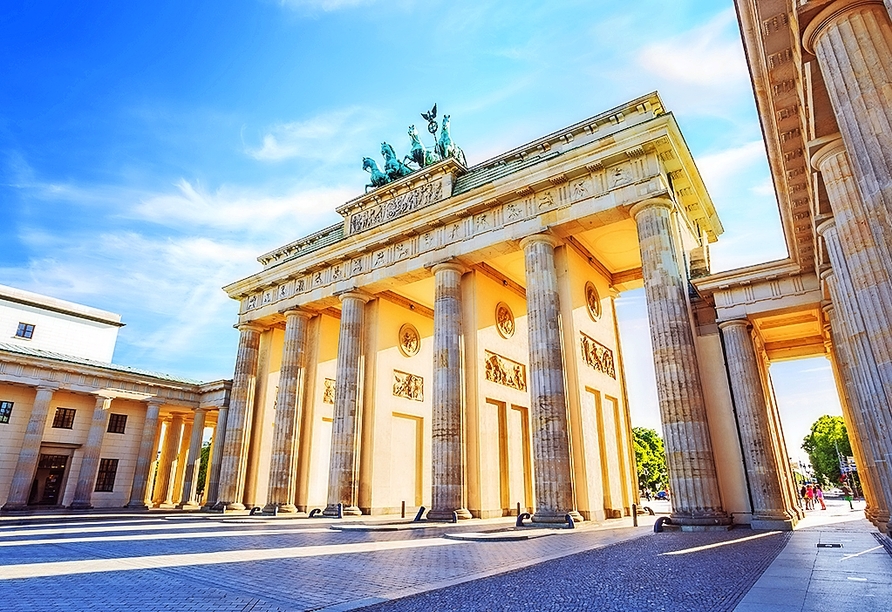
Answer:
[0,509,792,612]
[359,529,792,612]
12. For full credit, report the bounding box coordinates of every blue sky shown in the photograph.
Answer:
[1,0,840,460]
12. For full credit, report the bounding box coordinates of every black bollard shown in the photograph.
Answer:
[309,508,321,518]
[516,512,531,527]
[401,500,406,519]
[632,503,638,527]
[565,514,575,529]
[413,506,426,522]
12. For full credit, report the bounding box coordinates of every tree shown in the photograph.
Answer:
[633,427,667,492]
[802,415,852,485]
[196,441,211,498]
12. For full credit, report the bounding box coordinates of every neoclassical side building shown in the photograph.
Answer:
[207,0,892,535]
[0,284,231,510]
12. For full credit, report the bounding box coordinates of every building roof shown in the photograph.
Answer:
[0,342,202,385]
[0,284,125,327]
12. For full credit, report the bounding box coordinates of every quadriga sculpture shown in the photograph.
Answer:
[436,115,467,166]
[381,142,414,181]
[404,124,441,168]
[362,157,390,193]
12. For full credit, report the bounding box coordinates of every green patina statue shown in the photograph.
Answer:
[381,142,414,181]
[361,104,466,192]
[363,157,389,193]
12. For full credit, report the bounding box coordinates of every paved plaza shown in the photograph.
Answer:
[0,499,887,611]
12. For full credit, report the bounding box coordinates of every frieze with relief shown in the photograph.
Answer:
[484,351,527,391]
[393,370,424,402]
[349,181,444,234]
[580,333,616,378]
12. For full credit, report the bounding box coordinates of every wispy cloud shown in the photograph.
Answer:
[278,0,375,11]
[245,107,378,162]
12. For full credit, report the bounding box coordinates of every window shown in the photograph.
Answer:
[94,458,118,492]
[107,413,127,434]
[52,407,76,429]
[0,401,12,424]
[15,323,35,339]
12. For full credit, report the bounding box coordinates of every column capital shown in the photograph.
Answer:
[145,398,164,409]
[628,197,674,221]
[519,232,559,251]
[803,0,886,54]
[810,134,846,171]
[281,307,313,321]
[335,289,371,304]
[815,216,838,238]
[430,260,468,276]
[236,322,264,333]
[717,318,751,332]
[35,384,59,393]
[92,395,113,410]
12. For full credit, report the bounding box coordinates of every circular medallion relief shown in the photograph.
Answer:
[585,282,602,321]
[398,323,420,357]
[495,302,515,338]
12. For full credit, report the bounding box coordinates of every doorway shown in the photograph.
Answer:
[28,454,70,506]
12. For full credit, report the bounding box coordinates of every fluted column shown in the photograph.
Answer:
[520,234,582,524]
[805,1,892,269]
[70,395,113,509]
[427,262,472,521]
[265,309,312,514]
[126,400,163,509]
[719,320,794,529]
[179,408,207,508]
[2,386,57,510]
[159,414,185,508]
[817,220,892,531]
[822,302,882,521]
[203,406,228,509]
[630,198,728,526]
[324,291,369,517]
[217,323,263,511]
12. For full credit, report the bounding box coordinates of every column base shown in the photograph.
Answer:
[125,501,149,510]
[532,510,584,524]
[263,503,298,514]
[751,518,795,531]
[323,504,361,517]
[177,501,201,510]
[210,501,246,512]
[427,508,473,521]
[69,501,93,510]
[670,511,732,527]
[1,502,29,512]
[158,502,178,509]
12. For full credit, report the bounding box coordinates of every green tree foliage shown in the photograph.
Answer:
[197,441,211,497]
[633,427,667,492]
[802,415,852,485]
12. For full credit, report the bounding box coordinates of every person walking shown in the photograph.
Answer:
[815,485,827,510]
[805,484,815,510]
[842,483,854,510]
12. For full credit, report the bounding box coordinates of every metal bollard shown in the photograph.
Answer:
[309,508,321,518]
[401,500,406,519]
[565,514,575,529]
[654,516,673,533]
[632,503,638,527]
[413,506,426,522]
[517,502,521,516]
[451,511,458,523]
[336,503,343,519]
[516,512,531,527]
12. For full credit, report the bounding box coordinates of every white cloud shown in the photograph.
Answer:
[278,0,374,11]
[246,107,377,162]
[696,140,768,193]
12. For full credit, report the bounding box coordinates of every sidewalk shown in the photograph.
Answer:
[734,499,892,612]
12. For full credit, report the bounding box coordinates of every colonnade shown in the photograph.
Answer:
[800,0,892,534]
[0,387,217,511]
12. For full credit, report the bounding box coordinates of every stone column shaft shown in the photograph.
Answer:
[428,263,472,521]
[159,414,185,508]
[126,400,163,509]
[805,1,892,270]
[217,323,263,511]
[324,292,368,516]
[823,303,883,521]
[203,406,228,508]
[520,235,582,524]
[3,386,56,510]
[70,395,113,509]
[265,310,311,513]
[719,320,793,529]
[179,408,207,508]
[631,198,728,525]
